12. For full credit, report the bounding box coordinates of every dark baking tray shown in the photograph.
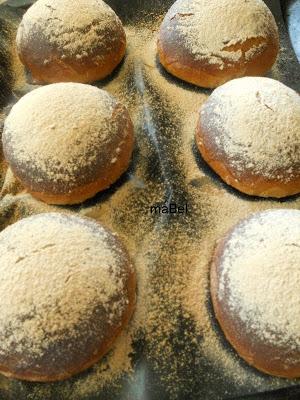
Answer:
[0,1,299,399]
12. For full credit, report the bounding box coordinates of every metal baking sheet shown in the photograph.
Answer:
[0,1,299,399]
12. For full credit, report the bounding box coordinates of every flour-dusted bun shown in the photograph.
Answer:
[16,0,126,83]
[2,83,134,205]
[158,0,279,88]
[195,77,300,198]
[210,209,300,378]
[0,213,136,382]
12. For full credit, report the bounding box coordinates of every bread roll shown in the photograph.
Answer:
[16,0,126,83]
[211,209,300,378]
[2,83,134,205]
[0,212,136,381]
[195,77,300,198]
[158,0,279,88]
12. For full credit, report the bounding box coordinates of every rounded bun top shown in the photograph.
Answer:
[216,209,300,352]
[17,0,125,63]
[0,213,134,379]
[3,83,131,195]
[159,0,278,69]
[199,77,300,183]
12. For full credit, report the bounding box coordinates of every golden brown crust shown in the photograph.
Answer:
[158,35,278,89]
[18,39,126,84]
[210,234,300,378]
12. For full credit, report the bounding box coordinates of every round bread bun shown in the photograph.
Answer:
[157,0,279,88]
[16,0,126,84]
[195,77,300,198]
[210,209,300,378]
[2,83,134,205]
[0,212,136,382]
